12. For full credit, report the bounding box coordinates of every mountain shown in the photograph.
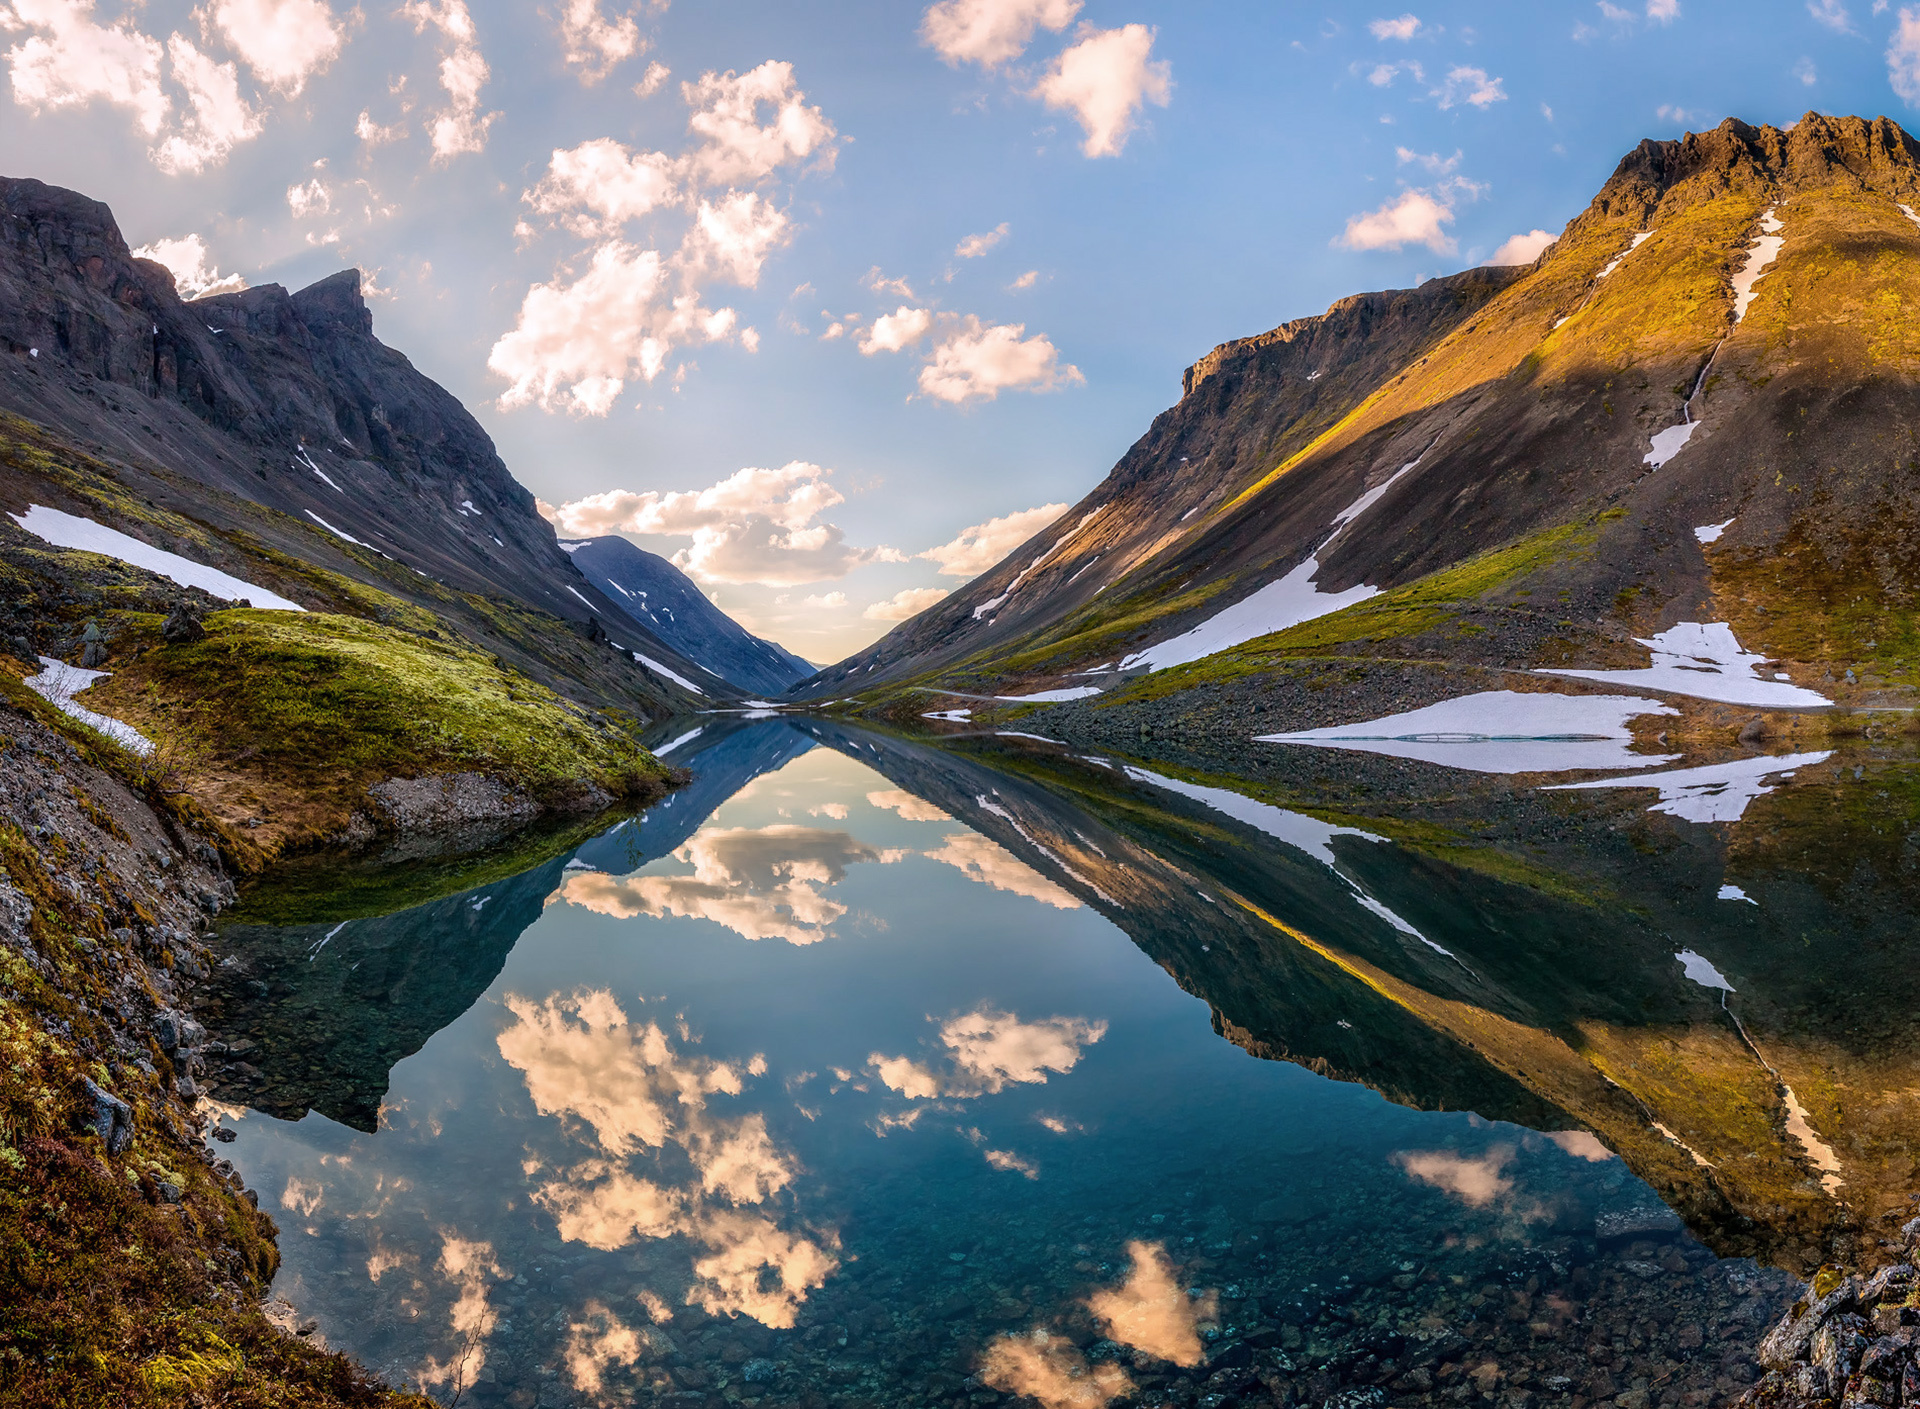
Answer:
[557,534,815,696]
[0,175,735,709]
[803,113,1920,735]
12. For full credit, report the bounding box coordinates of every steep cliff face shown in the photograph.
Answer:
[809,114,1920,722]
[0,176,733,708]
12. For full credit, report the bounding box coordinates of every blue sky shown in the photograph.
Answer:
[4,0,1912,661]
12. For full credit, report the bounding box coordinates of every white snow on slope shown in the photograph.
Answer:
[1695,518,1734,544]
[1644,422,1699,468]
[24,657,154,755]
[1541,621,1830,707]
[1257,690,1680,774]
[1120,556,1381,672]
[631,651,705,695]
[1732,210,1784,323]
[996,687,1102,703]
[1544,749,1832,823]
[923,709,972,721]
[305,510,370,548]
[556,540,585,553]
[10,505,304,612]
[973,505,1106,622]
[1676,949,1734,990]
[565,585,594,608]
[1597,230,1653,279]
[1122,765,1454,958]
[1330,459,1422,528]
[1718,884,1756,904]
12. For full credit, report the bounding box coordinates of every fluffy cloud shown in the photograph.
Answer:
[922,832,1080,907]
[564,1302,648,1396]
[918,502,1066,577]
[416,1234,504,1390]
[1369,12,1422,38]
[1808,0,1853,30]
[152,34,262,174]
[205,0,343,95]
[548,462,899,585]
[1646,0,1680,18]
[683,60,838,185]
[1433,64,1505,108]
[919,318,1083,404]
[286,176,330,217]
[4,0,168,137]
[1490,228,1555,264]
[557,0,641,82]
[956,222,1010,257]
[920,0,1081,68]
[871,1007,1105,1099]
[681,190,790,285]
[859,305,933,355]
[1393,1145,1515,1207]
[131,233,249,298]
[490,242,749,414]
[1086,1241,1216,1366]
[866,788,951,822]
[1892,6,1920,104]
[1032,23,1171,158]
[527,139,682,234]
[400,0,495,160]
[554,825,907,941]
[1337,188,1456,253]
[1396,145,1458,173]
[863,586,950,621]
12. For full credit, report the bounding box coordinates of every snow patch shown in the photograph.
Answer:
[304,510,370,548]
[631,652,705,695]
[564,585,595,608]
[1644,422,1699,468]
[1597,231,1652,278]
[1731,210,1784,323]
[1330,459,1421,528]
[653,726,704,756]
[1120,557,1379,672]
[1717,884,1756,904]
[23,657,154,755]
[1257,689,1680,773]
[1543,749,1834,823]
[1694,518,1734,544]
[556,540,586,554]
[923,709,972,721]
[970,505,1108,623]
[1540,621,1831,707]
[1675,949,1734,991]
[995,687,1102,703]
[10,505,305,612]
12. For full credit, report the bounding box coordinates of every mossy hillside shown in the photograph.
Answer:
[87,609,671,857]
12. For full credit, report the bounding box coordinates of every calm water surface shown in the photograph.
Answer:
[196,717,1920,1409]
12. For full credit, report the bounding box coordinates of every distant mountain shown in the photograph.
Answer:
[558,534,814,696]
[804,113,1920,729]
[0,175,730,712]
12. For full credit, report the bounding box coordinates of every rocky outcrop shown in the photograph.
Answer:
[366,771,542,833]
[1745,1262,1920,1409]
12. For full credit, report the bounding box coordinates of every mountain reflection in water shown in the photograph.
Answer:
[197,717,1920,1407]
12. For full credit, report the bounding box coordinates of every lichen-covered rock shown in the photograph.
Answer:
[367,771,540,833]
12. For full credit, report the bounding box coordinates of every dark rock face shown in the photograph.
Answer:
[0,175,726,709]
[1746,1265,1920,1409]
[561,533,815,695]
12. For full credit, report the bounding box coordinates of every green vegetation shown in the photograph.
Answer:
[88,609,671,857]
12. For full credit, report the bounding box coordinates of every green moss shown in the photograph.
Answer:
[95,610,669,810]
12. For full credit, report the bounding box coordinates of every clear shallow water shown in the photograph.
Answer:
[197,720,1854,1409]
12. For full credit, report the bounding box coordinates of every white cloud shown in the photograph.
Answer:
[3,0,167,137]
[1336,188,1454,253]
[681,190,790,286]
[1434,65,1505,109]
[920,0,1081,68]
[956,222,1010,258]
[205,0,343,95]
[1893,7,1920,103]
[489,242,744,414]
[683,60,837,185]
[803,590,848,608]
[918,502,1067,577]
[1395,145,1459,173]
[863,586,950,620]
[1808,0,1853,30]
[1033,23,1171,157]
[1369,13,1422,38]
[1645,0,1679,18]
[863,267,917,299]
[130,233,247,299]
[1009,269,1038,289]
[557,0,641,82]
[548,462,901,585]
[151,34,262,174]
[918,318,1083,404]
[526,138,682,234]
[1489,228,1554,264]
[287,176,331,217]
[922,833,1080,907]
[634,58,669,96]
[858,305,933,355]
[355,108,405,145]
[1794,55,1818,84]
[400,0,496,160]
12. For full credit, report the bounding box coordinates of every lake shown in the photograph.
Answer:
[197,714,1920,1409]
